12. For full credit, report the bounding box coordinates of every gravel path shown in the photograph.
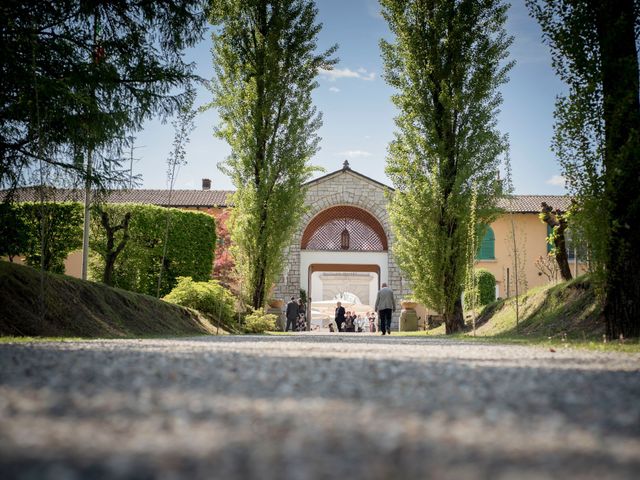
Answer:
[1,334,639,479]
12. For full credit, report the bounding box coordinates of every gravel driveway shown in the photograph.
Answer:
[1,334,639,479]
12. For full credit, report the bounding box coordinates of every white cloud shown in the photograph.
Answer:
[318,67,376,82]
[339,150,372,158]
[329,86,340,93]
[546,175,566,187]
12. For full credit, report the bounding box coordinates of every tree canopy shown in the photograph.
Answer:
[0,0,208,191]
[209,0,337,308]
[380,0,512,333]
[528,0,640,338]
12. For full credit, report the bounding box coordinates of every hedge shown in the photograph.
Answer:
[464,268,497,309]
[89,203,216,296]
[0,202,83,273]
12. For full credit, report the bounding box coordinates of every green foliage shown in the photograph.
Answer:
[163,276,237,330]
[527,2,607,279]
[243,307,277,334]
[209,0,336,308]
[0,203,28,261]
[0,0,208,191]
[0,202,83,273]
[528,1,640,339]
[90,204,216,296]
[380,0,512,332]
[464,269,496,309]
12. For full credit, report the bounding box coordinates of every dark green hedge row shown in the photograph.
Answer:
[0,201,216,296]
[89,203,216,296]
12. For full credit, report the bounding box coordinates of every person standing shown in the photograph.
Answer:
[285,297,299,332]
[296,297,306,331]
[368,312,377,333]
[335,301,346,332]
[374,283,396,335]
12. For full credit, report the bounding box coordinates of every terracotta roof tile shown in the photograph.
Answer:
[3,188,571,214]
[2,187,234,207]
[497,195,572,213]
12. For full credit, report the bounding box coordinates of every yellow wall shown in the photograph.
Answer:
[478,213,587,298]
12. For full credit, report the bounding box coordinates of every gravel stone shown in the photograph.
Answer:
[0,334,639,479]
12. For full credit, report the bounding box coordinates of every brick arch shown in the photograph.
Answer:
[298,194,391,240]
[301,205,388,251]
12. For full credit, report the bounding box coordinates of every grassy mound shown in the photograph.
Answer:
[0,261,223,338]
[472,276,604,339]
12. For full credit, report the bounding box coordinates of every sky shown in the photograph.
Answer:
[134,0,568,194]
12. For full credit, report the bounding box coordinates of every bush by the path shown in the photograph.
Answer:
[0,261,222,338]
[243,308,277,333]
[163,276,237,331]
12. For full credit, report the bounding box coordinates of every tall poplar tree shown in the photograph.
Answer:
[210,0,336,309]
[380,0,512,333]
[528,0,640,339]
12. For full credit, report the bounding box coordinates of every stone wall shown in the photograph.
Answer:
[274,167,411,330]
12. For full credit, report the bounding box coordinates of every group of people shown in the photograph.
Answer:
[333,283,396,335]
[285,297,307,332]
[330,308,378,333]
[285,283,396,335]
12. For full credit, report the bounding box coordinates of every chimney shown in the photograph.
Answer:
[202,178,211,190]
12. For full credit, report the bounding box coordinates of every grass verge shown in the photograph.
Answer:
[0,261,226,338]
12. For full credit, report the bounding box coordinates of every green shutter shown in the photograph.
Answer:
[477,227,495,260]
[547,224,553,253]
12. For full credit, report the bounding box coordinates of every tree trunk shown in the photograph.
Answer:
[444,297,464,334]
[540,202,572,281]
[100,210,130,287]
[594,0,640,339]
[252,263,266,309]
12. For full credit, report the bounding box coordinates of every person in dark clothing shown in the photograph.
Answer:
[296,298,306,331]
[334,301,346,332]
[344,312,356,332]
[285,297,299,332]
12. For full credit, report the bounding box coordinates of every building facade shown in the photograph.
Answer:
[6,163,585,330]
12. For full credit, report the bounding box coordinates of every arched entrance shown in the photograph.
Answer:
[301,206,388,329]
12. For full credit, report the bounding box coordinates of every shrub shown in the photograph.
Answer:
[243,307,277,333]
[163,276,237,329]
[90,203,216,296]
[464,268,497,309]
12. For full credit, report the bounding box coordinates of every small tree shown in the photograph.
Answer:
[157,94,197,297]
[539,202,572,281]
[93,206,131,286]
[535,255,559,283]
[0,203,28,262]
[212,209,235,287]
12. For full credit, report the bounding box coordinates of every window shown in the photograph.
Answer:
[547,225,580,260]
[477,227,495,260]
